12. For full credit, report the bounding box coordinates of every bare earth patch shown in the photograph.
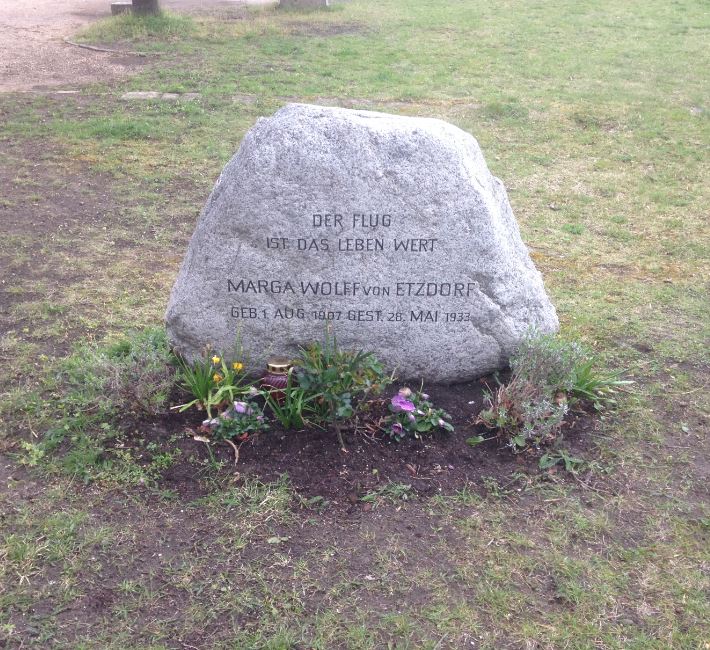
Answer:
[0,0,143,92]
[130,379,603,504]
[0,0,274,92]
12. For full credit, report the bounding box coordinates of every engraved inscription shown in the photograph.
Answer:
[228,210,476,328]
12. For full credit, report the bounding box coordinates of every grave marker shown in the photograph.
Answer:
[166,104,558,382]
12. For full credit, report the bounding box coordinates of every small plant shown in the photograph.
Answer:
[477,331,630,452]
[569,358,632,408]
[539,450,587,474]
[507,332,587,395]
[295,329,391,448]
[100,328,178,415]
[17,441,46,467]
[384,387,454,441]
[207,356,250,411]
[477,379,568,450]
[175,353,216,413]
[360,482,412,506]
[262,370,319,429]
[202,400,269,442]
[176,352,250,418]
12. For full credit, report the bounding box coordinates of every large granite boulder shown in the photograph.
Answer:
[165,103,558,383]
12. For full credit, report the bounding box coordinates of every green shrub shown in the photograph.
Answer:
[295,330,391,448]
[56,327,176,419]
[100,328,178,416]
[477,331,630,451]
[477,379,568,450]
[508,332,587,395]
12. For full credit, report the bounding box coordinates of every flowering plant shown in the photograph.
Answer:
[201,400,269,441]
[384,387,454,441]
[175,351,250,418]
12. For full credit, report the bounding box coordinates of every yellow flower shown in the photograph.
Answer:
[232,361,244,371]
[213,373,223,383]
[211,355,221,364]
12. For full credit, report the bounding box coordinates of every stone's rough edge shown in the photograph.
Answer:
[165,103,559,383]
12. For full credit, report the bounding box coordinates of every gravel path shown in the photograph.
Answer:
[0,0,274,92]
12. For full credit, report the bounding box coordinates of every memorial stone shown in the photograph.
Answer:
[165,103,559,383]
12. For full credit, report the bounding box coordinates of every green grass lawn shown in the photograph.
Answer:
[0,0,708,648]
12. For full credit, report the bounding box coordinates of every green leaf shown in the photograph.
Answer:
[466,435,485,447]
[512,434,527,448]
[336,405,353,419]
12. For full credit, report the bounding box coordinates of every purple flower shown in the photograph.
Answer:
[421,393,429,400]
[438,418,447,427]
[391,394,415,413]
[407,413,416,423]
[233,401,253,415]
[391,422,403,436]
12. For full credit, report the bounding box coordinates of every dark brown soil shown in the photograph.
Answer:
[129,377,599,507]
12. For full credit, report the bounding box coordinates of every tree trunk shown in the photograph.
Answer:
[132,0,160,15]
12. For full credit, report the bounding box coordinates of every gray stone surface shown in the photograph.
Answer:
[110,2,132,15]
[165,103,559,382]
[121,91,161,100]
